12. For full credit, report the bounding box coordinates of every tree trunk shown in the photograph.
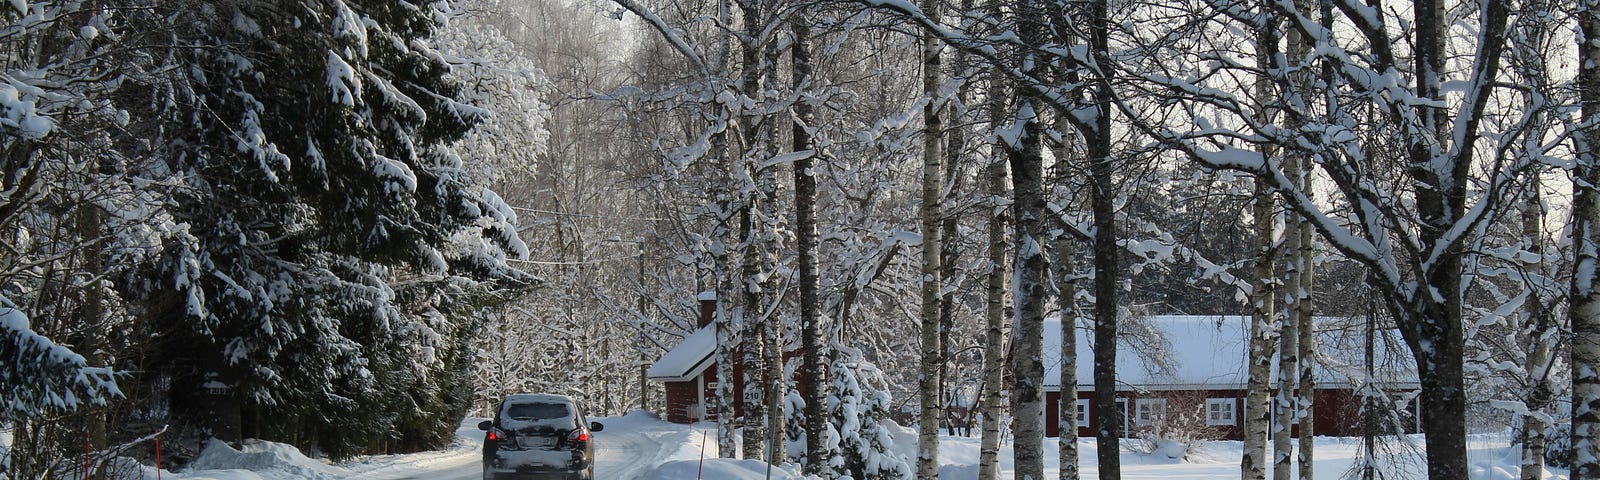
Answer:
[735,0,771,460]
[1573,2,1600,475]
[979,153,1009,480]
[78,201,107,480]
[1286,3,1316,478]
[1274,265,1298,480]
[1394,301,1467,480]
[915,0,946,472]
[1076,1,1119,479]
[939,46,967,438]
[1244,6,1281,477]
[1243,175,1278,480]
[978,28,1011,476]
[1295,228,1315,480]
[716,290,738,458]
[790,16,829,475]
[1399,0,1494,476]
[739,198,766,460]
[710,0,738,459]
[1520,179,1554,480]
[1007,2,1050,478]
[1055,223,1082,480]
[1008,102,1048,480]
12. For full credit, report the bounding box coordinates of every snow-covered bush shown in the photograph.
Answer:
[1545,422,1573,469]
[828,346,910,479]
[785,378,808,465]
[1124,392,1219,461]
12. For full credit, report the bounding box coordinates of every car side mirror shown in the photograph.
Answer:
[478,420,493,431]
[590,421,604,432]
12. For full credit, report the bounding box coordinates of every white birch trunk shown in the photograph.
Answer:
[1573,3,1600,475]
[915,0,946,472]
[979,152,1008,480]
[1007,1,1050,477]
[1244,7,1281,478]
[1243,175,1278,480]
[711,0,737,460]
[1056,235,1081,480]
[977,22,1010,476]
[715,293,738,459]
[1274,273,1298,480]
[1287,3,1317,478]
[1009,117,1048,480]
[1519,181,1554,480]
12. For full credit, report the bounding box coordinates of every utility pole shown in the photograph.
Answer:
[610,236,653,414]
[638,245,649,414]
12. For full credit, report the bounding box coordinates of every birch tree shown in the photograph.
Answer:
[1000,3,1050,478]
[1573,0,1600,475]
[916,0,947,473]
[1113,0,1524,475]
[1052,188,1083,480]
[1243,178,1279,480]
[791,11,833,474]
[979,143,1009,480]
[1284,2,1319,477]
[977,11,1012,472]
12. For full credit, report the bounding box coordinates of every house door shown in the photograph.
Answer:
[1115,398,1129,438]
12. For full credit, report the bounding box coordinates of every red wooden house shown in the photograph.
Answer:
[648,293,722,424]
[648,293,793,425]
[1042,316,1421,440]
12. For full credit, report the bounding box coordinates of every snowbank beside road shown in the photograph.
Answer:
[641,458,804,479]
[183,439,350,479]
[94,412,1569,480]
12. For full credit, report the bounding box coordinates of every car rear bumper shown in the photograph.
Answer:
[484,468,591,480]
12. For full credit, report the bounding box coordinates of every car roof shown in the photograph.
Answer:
[502,393,576,405]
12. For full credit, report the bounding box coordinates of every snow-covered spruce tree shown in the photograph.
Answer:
[0,2,114,410]
[131,0,529,458]
[829,346,911,480]
[0,0,180,473]
[785,369,809,465]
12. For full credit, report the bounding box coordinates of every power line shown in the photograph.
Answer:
[507,255,640,266]
[509,206,670,222]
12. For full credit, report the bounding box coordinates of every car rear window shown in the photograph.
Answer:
[504,402,571,421]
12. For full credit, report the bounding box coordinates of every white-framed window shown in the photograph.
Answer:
[1075,399,1090,426]
[1134,398,1167,426]
[1206,398,1237,426]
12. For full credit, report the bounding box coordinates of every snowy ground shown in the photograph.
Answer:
[128,411,1567,479]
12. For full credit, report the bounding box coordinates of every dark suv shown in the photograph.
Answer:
[479,393,604,480]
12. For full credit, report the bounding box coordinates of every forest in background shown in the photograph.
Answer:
[0,0,1592,479]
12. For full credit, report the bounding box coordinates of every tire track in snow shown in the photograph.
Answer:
[593,423,661,479]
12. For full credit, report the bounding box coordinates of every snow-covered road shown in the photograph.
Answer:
[347,412,690,480]
[592,420,656,479]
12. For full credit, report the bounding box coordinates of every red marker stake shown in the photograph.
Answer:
[697,429,708,479]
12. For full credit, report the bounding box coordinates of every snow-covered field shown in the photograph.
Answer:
[119,411,1566,479]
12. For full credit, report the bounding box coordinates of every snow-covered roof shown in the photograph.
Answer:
[1042,315,1418,391]
[648,325,716,382]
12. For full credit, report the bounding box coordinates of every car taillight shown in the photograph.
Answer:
[569,430,589,442]
[487,429,502,441]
